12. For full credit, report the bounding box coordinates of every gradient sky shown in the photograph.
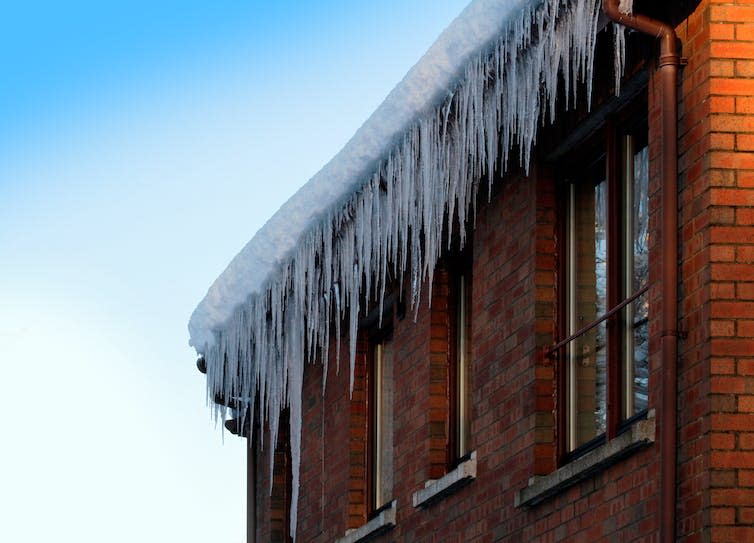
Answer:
[0,1,469,542]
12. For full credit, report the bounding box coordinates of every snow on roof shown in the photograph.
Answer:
[188,0,534,353]
[188,0,613,539]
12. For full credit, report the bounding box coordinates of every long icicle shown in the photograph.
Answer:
[202,1,616,539]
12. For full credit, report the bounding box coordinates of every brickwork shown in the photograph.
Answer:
[347,334,369,529]
[534,170,557,476]
[688,1,754,542]
[246,2,754,540]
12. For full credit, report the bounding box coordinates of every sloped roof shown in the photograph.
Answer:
[188,0,620,538]
[190,0,537,353]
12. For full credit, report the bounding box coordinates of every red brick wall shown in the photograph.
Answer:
[282,163,661,542]
[677,1,754,541]
[347,334,369,529]
[247,2,754,540]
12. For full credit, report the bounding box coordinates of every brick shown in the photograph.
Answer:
[740,433,754,450]
[711,5,754,23]
[739,396,754,412]
[713,358,737,375]
[711,152,754,169]
[737,208,754,224]
[712,246,736,262]
[711,264,754,282]
[713,413,754,431]
[737,22,754,41]
[713,338,754,355]
[711,527,754,543]
[712,432,736,449]
[712,133,736,149]
[711,487,754,505]
[711,204,736,223]
[711,41,754,59]
[741,470,754,487]
[737,134,754,150]
[739,507,754,524]
[712,115,754,133]
[738,247,754,262]
[711,60,736,77]
[738,320,754,336]
[737,97,754,115]
[736,60,754,77]
[711,469,737,488]
[739,171,754,187]
[711,507,736,524]
[711,78,754,96]
[711,23,736,40]
[711,319,736,336]
[712,376,748,393]
[712,96,736,115]
[711,226,754,243]
[712,282,736,299]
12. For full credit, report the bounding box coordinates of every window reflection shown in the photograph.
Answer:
[623,143,649,417]
[567,175,607,449]
[565,130,649,453]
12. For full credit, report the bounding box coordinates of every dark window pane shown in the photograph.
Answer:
[567,178,608,449]
[630,144,649,415]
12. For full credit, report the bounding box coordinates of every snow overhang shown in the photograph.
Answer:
[187,0,620,538]
[189,0,540,353]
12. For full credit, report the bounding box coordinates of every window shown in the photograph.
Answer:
[341,330,398,541]
[557,112,649,459]
[367,336,394,516]
[428,246,472,481]
[448,257,472,466]
[270,412,292,543]
[348,303,394,532]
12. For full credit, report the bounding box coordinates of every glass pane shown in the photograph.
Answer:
[567,177,608,450]
[374,341,393,508]
[622,141,649,418]
[632,290,649,413]
[456,274,471,458]
[633,145,649,293]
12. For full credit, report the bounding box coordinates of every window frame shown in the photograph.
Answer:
[366,332,394,517]
[555,98,650,464]
[446,249,473,469]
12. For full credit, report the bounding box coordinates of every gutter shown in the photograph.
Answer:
[603,2,681,541]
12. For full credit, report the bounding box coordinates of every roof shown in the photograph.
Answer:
[189,0,535,353]
[187,0,622,538]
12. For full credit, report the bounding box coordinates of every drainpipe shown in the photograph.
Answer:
[603,1,680,541]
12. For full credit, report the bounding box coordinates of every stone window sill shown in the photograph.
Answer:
[335,500,396,543]
[412,451,477,508]
[515,415,656,508]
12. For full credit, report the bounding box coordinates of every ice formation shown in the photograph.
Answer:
[613,0,633,95]
[188,0,624,538]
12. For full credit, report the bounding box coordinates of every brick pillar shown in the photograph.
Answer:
[708,2,754,541]
[677,0,754,540]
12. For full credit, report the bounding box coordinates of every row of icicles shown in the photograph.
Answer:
[200,0,630,538]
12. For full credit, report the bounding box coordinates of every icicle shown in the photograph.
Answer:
[614,23,626,96]
[198,1,623,537]
[285,297,304,542]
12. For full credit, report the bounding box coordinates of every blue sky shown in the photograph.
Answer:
[0,1,468,541]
